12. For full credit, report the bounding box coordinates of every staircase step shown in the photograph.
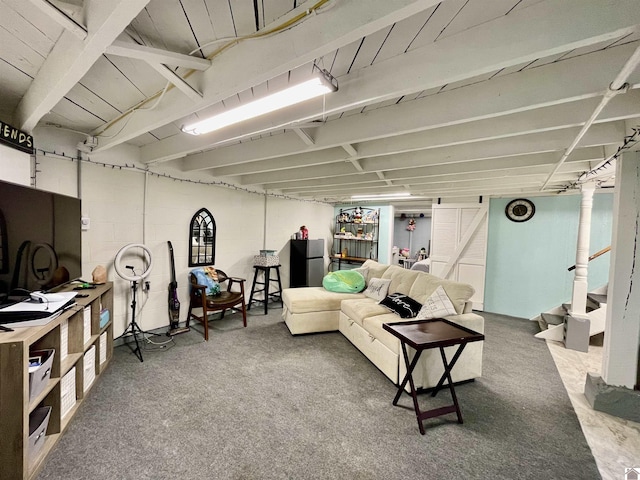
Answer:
[587,293,607,308]
[538,312,565,331]
[534,323,565,341]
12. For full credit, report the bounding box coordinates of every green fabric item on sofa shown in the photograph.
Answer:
[322,270,366,293]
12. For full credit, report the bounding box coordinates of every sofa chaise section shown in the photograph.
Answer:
[281,260,484,389]
[282,287,365,334]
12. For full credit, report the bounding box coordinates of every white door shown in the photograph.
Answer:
[430,203,488,310]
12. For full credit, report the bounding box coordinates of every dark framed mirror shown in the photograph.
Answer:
[189,208,216,266]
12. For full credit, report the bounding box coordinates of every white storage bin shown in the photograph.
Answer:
[99,332,107,365]
[60,367,76,419]
[83,345,96,393]
[83,307,91,345]
[60,318,68,361]
[28,406,51,465]
[28,349,55,402]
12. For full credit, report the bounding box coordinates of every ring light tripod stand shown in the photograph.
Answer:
[115,244,153,362]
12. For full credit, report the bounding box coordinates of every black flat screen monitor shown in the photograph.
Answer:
[0,179,81,301]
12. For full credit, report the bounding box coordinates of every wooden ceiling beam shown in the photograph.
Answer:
[147,64,203,102]
[92,0,438,151]
[106,40,211,70]
[28,0,87,39]
[237,123,619,187]
[179,86,640,173]
[141,0,640,163]
[15,0,150,132]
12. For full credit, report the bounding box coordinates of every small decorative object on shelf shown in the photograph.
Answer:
[353,207,363,223]
[92,264,107,283]
[331,207,379,270]
[407,218,416,231]
[295,226,309,239]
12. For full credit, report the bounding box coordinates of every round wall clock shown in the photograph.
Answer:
[505,198,535,222]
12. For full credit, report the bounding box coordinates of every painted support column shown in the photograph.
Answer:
[601,152,640,388]
[571,182,596,315]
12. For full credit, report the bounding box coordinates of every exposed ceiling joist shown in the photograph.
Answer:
[3,0,639,208]
[105,40,211,70]
[147,64,203,102]
[91,0,439,151]
[15,0,150,132]
[175,46,640,172]
[292,127,315,146]
[146,3,640,165]
[28,0,87,39]
[342,144,358,157]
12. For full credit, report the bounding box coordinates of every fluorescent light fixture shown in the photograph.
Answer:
[182,69,337,135]
[351,193,413,201]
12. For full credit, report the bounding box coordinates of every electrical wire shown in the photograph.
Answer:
[558,126,640,192]
[33,148,330,205]
[95,0,333,140]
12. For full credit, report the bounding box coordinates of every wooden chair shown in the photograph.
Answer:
[186,268,247,341]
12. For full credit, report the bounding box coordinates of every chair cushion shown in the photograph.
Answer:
[205,291,243,307]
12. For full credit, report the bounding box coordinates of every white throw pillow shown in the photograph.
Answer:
[416,285,457,320]
[363,277,391,301]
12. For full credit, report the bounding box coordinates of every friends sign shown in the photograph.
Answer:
[0,120,33,154]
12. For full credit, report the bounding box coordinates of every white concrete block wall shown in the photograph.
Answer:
[265,196,334,287]
[3,128,334,337]
[0,144,30,185]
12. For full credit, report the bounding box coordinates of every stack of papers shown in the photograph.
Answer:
[0,292,77,328]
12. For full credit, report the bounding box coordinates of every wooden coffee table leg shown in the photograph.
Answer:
[393,343,427,434]
[431,343,467,397]
[393,343,422,405]
[439,347,463,423]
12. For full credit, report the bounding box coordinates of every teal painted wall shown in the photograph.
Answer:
[484,193,614,319]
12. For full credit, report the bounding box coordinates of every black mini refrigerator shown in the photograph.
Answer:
[290,239,325,287]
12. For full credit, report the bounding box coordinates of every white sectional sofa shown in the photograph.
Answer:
[282,260,484,389]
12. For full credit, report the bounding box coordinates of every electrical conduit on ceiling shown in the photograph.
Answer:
[541,42,640,191]
[95,0,332,140]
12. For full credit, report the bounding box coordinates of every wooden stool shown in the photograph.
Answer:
[248,265,283,314]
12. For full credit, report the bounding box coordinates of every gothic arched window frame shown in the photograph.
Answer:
[189,208,216,266]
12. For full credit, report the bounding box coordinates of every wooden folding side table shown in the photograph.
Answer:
[383,318,485,434]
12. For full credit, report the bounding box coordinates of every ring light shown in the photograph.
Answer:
[114,243,153,282]
[30,243,59,286]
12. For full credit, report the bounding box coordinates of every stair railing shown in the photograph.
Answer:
[567,246,611,271]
